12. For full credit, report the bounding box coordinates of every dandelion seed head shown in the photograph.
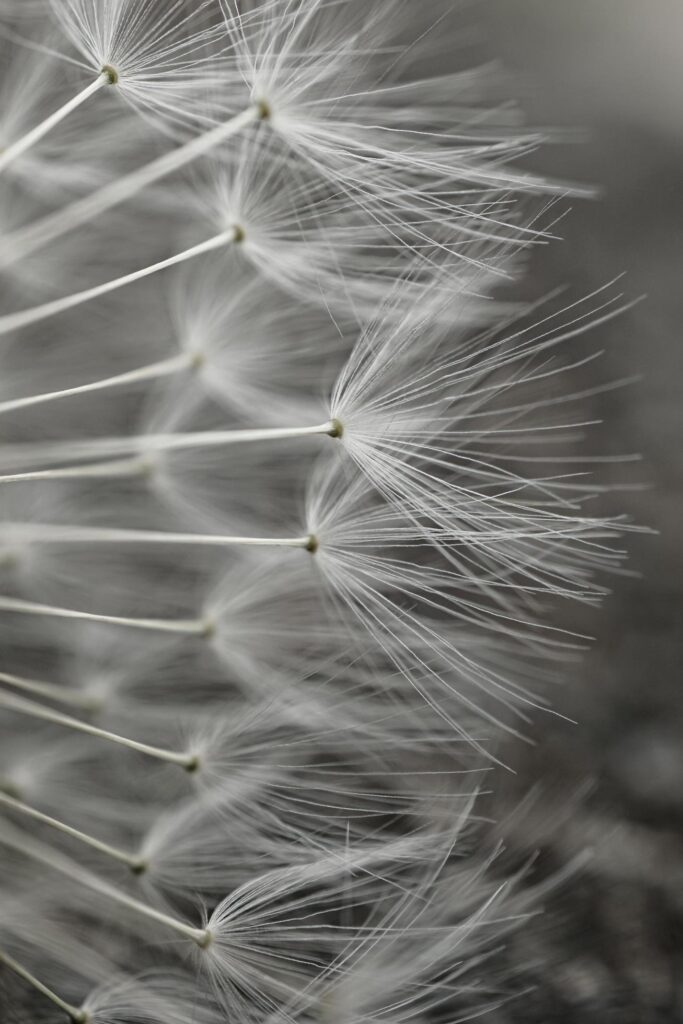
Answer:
[0,2,634,1020]
[48,0,230,131]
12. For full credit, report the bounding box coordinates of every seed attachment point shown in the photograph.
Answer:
[200,618,215,639]
[101,65,119,86]
[305,534,320,555]
[256,98,271,121]
[183,753,201,774]
[328,418,344,439]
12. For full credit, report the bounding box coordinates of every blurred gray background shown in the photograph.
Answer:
[479,3,683,1020]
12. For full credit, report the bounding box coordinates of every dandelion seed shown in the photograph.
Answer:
[0,71,111,178]
[0,948,87,1023]
[44,0,233,132]
[0,819,211,946]
[0,689,200,769]
[0,789,145,872]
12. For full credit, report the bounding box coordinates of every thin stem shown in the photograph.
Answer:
[0,352,194,415]
[0,670,97,711]
[0,421,338,481]
[0,689,199,770]
[0,457,148,484]
[0,73,108,177]
[0,823,211,947]
[0,791,145,872]
[0,595,207,636]
[0,948,86,1022]
[0,229,237,338]
[10,524,314,550]
[1,104,261,267]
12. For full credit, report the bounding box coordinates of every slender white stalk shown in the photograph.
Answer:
[0,352,195,415]
[0,690,199,770]
[0,823,211,947]
[0,421,339,483]
[0,229,237,338]
[0,73,109,177]
[9,524,315,550]
[0,948,86,1022]
[0,457,148,484]
[0,595,207,636]
[0,791,144,872]
[0,670,97,710]
[2,104,262,266]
